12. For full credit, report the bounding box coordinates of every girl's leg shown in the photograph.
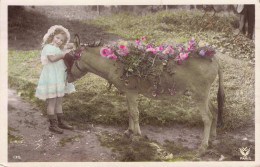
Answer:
[56,97,74,130]
[55,97,63,114]
[47,98,56,115]
[47,98,63,134]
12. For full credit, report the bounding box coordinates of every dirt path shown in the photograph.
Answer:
[8,89,120,162]
[8,89,203,162]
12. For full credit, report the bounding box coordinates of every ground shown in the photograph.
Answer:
[8,88,255,161]
[8,6,255,162]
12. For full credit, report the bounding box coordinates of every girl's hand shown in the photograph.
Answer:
[47,53,67,62]
[65,43,74,49]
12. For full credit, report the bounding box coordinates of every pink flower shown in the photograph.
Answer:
[108,53,117,60]
[178,47,183,52]
[189,40,194,45]
[146,44,151,49]
[187,45,195,51]
[179,53,189,60]
[117,45,129,56]
[162,46,174,54]
[156,46,163,51]
[75,53,81,58]
[141,36,147,40]
[162,50,168,54]
[146,48,157,53]
[100,47,113,57]
[136,38,140,44]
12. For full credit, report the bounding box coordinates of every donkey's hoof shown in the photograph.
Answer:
[124,129,133,138]
[131,134,142,143]
[195,145,207,157]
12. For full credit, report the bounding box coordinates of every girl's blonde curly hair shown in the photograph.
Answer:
[42,25,70,49]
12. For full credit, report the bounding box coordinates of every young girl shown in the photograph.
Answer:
[35,25,75,134]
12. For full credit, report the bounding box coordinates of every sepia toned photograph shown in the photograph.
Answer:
[1,1,258,166]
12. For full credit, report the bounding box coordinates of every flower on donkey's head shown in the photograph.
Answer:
[179,52,189,60]
[100,47,113,57]
[146,47,157,53]
[75,53,81,58]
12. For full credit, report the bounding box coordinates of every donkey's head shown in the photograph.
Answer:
[64,34,87,83]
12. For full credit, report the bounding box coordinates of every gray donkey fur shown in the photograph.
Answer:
[66,40,225,155]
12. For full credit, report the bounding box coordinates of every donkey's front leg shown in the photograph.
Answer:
[125,92,141,135]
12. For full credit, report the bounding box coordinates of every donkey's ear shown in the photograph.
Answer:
[73,34,81,50]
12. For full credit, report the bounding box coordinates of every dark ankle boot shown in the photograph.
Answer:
[48,115,63,134]
[57,113,74,130]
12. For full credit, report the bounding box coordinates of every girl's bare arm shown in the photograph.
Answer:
[47,53,65,62]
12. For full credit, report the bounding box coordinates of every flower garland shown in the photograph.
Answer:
[99,36,216,97]
[100,36,215,62]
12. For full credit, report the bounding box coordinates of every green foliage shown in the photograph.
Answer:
[89,11,254,63]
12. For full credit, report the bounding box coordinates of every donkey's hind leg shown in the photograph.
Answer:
[209,101,217,139]
[193,91,213,155]
[125,92,141,136]
[125,96,134,136]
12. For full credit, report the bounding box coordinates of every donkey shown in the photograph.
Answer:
[64,35,225,155]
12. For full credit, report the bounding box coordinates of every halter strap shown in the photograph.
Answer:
[75,60,85,72]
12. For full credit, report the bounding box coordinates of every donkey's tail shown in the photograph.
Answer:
[216,57,225,126]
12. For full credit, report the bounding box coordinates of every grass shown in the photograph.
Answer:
[8,133,23,144]
[88,11,254,62]
[96,131,179,161]
[8,10,254,131]
[58,135,83,147]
